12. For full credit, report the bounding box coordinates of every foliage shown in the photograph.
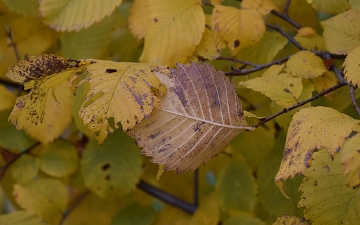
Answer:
[0,0,360,224]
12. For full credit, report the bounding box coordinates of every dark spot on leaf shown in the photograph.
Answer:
[158,148,166,153]
[289,83,294,87]
[109,186,113,190]
[284,88,290,93]
[105,175,110,181]
[233,40,240,48]
[105,69,117,73]
[322,165,330,172]
[194,122,205,132]
[313,180,318,187]
[154,18,158,23]
[102,163,111,171]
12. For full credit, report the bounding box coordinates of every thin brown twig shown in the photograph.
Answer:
[266,23,304,50]
[349,85,360,118]
[59,190,89,225]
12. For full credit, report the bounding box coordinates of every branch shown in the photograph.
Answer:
[266,23,304,50]
[254,82,347,128]
[271,0,302,29]
[60,190,89,225]
[349,85,360,118]
[137,180,197,214]
[193,169,199,207]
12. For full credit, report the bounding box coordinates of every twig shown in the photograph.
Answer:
[266,24,304,50]
[271,0,302,29]
[60,190,89,225]
[194,169,199,207]
[349,85,360,118]
[217,56,258,67]
[137,180,197,214]
[254,82,347,128]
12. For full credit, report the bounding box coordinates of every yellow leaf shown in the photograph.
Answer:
[350,0,360,11]
[341,132,360,187]
[285,51,326,78]
[72,61,166,144]
[275,107,359,182]
[128,0,148,40]
[344,45,360,86]
[240,73,303,108]
[306,0,350,14]
[0,211,44,225]
[272,215,309,225]
[190,193,219,225]
[313,71,337,99]
[243,110,264,119]
[196,15,226,60]
[294,27,326,51]
[128,63,252,173]
[212,6,265,54]
[2,0,39,17]
[210,0,223,5]
[139,0,205,66]
[39,0,122,31]
[262,64,285,77]
[0,84,16,112]
[321,9,360,54]
[241,0,279,15]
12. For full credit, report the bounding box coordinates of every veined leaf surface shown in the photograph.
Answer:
[128,62,251,173]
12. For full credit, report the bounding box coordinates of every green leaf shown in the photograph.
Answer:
[60,13,114,59]
[298,150,360,225]
[13,178,68,224]
[0,211,44,225]
[39,0,122,31]
[111,203,156,225]
[11,154,39,184]
[81,130,142,198]
[2,0,39,17]
[39,140,79,177]
[223,215,266,225]
[216,155,257,212]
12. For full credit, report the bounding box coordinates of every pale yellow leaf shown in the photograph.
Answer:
[321,9,360,54]
[272,215,309,225]
[128,0,148,40]
[261,64,285,77]
[196,15,226,60]
[139,0,205,66]
[341,132,360,187]
[241,0,279,15]
[313,71,337,99]
[344,45,360,86]
[71,61,166,144]
[243,110,264,119]
[128,63,251,173]
[212,6,265,54]
[0,84,16,112]
[285,51,326,78]
[240,73,303,108]
[39,0,122,31]
[275,107,359,181]
[294,27,326,51]
[297,27,316,37]
[307,0,350,14]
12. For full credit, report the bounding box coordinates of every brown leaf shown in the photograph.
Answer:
[128,62,252,173]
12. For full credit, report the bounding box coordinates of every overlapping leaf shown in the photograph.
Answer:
[344,45,360,86]
[285,51,326,78]
[241,0,279,15]
[71,60,166,144]
[240,73,303,108]
[313,71,337,98]
[39,0,122,31]
[306,0,350,14]
[275,107,359,181]
[139,0,205,66]
[2,0,39,17]
[128,63,251,173]
[350,0,360,11]
[0,211,44,225]
[128,0,148,40]
[341,132,360,187]
[321,9,360,54]
[272,215,308,225]
[299,150,360,225]
[294,27,326,51]
[223,215,266,225]
[11,154,39,184]
[212,5,265,54]
[0,84,16,112]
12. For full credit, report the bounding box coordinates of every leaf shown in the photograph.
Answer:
[344,45,360,86]
[212,6,265,54]
[307,0,350,14]
[139,0,205,66]
[272,215,308,225]
[0,110,36,151]
[39,140,79,177]
[285,51,326,78]
[111,204,156,225]
[341,132,360,187]
[128,0,148,40]
[60,14,114,59]
[240,73,303,108]
[39,0,122,31]
[275,107,359,182]
[127,62,251,173]
[321,9,360,54]
[216,155,257,212]
[11,154,39,184]
[13,178,68,224]
[262,64,285,77]
[71,60,166,144]
[0,211,44,225]
[350,0,360,11]
[313,71,337,99]
[2,0,39,17]
[81,130,142,198]
[294,27,326,51]
[190,193,219,225]
[298,150,360,225]
[0,84,16,112]
[241,0,279,15]
[223,215,266,225]
[196,15,226,60]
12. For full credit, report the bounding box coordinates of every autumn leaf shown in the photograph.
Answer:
[299,150,360,225]
[294,27,326,51]
[212,5,265,54]
[344,45,360,87]
[313,71,337,99]
[275,107,359,182]
[128,0,148,40]
[285,51,326,78]
[71,60,166,144]
[2,0,39,17]
[0,84,16,112]
[306,0,351,15]
[341,132,360,187]
[128,62,252,173]
[272,215,308,225]
[0,211,44,225]
[241,0,279,15]
[39,0,122,31]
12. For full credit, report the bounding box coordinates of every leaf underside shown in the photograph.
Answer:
[128,62,249,173]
